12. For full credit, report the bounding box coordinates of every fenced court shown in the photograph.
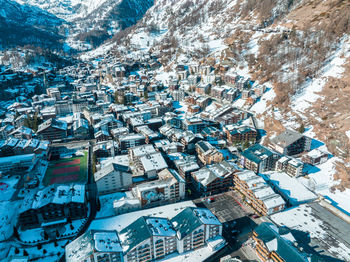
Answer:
[43,151,88,186]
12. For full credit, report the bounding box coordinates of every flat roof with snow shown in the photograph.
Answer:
[263,171,317,205]
[270,202,350,261]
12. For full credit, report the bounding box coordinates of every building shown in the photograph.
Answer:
[18,184,87,230]
[171,207,224,253]
[73,117,90,140]
[261,172,317,206]
[94,163,132,195]
[196,141,223,165]
[302,148,329,166]
[113,191,141,215]
[241,144,280,173]
[224,124,257,145]
[233,170,285,216]
[119,216,177,261]
[133,169,185,206]
[275,156,303,177]
[0,153,37,173]
[129,144,168,179]
[55,100,73,116]
[175,155,200,183]
[251,222,318,262]
[183,118,206,134]
[191,161,238,196]
[270,129,311,156]
[66,230,123,262]
[37,118,68,141]
[118,134,146,153]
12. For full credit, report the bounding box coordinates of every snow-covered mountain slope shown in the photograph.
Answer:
[100,0,350,190]
[0,0,63,48]
[14,0,110,21]
[66,0,154,49]
[3,0,153,51]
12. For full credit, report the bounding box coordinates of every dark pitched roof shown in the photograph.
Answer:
[171,207,202,240]
[241,144,275,164]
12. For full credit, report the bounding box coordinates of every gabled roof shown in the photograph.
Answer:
[118,216,175,253]
[94,163,130,181]
[171,207,221,240]
[37,118,67,133]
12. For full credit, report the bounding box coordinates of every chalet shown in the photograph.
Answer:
[73,118,89,140]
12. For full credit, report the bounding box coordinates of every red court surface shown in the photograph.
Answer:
[55,159,81,167]
[52,165,80,175]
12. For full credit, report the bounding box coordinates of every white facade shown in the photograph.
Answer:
[95,164,132,195]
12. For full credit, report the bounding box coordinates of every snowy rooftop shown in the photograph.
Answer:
[100,155,129,169]
[130,144,156,158]
[193,208,221,226]
[89,201,196,232]
[0,153,35,165]
[270,202,350,261]
[146,217,176,237]
[263,171,317,204]
[20,184,85,212]
[93,232,123,252]
[140,152,168,172]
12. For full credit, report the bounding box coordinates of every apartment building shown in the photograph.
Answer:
[233,170,285,216]
[275,156,304,177]
[302,148,329,166]
[118,133,146,153]
[270,129,311,156]
[133,169,185,206]
[251,223,317,262]
[120,216,177,262]
[191,161,238,196]
[241,144,280,173]
[183,118,206,134]
[171,207,223,253]
[196,141,223,165]
[129,144,168,179]
[224,124,257,144]
[18,184,87,230]
[94,163,132,195]
[66,230,123,262]
[37,118,68,141]
[0,153,37,173]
